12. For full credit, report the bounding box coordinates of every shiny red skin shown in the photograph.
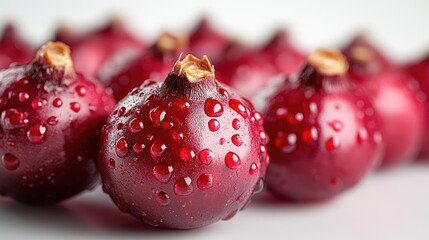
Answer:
[216,43,278,99]
[344,41,425,168]
[97,47,177,101]
[262,66,384,201]
[188,19,229,61]
[348,70,425,167]
[0,24,33,69]
[0,60,116,204]
[260,30,305,75]
[98,73,268,229]
[405,55,429,158]
[57,21,145,77]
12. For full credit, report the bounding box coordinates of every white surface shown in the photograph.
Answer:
[1,162,429,240]
[1,1,429,239]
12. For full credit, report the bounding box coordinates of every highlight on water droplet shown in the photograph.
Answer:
[325,136,340,152]
[70,102,81,112]
[328,119,344,132]
[147,133,154,141]
[46,116,58,125]
[2,153,19,170]
[254,112,263,125]
[133,142,145,153]
[295,112,304,121]
[197,173,213,190]
[171,131,184,141]
[219,88,229,98]
[302,126,318,143]
[309,102,318,113]
[117,106,126,117]
[373,131,383,144]
[129,118,144,133]
[156,191,170,206]
[249,162,258,176]
[274,133,297,153]
[115,137,128,158]
[18,92,29,102]
[174,177,193,196]
[153,164,173,183]
[225,152,241,169]
[208,119,220,132]
[260,144,267,153]
[89,104,96,113]
[275,107,288,118]
[204,98,224,117]
[232,118,240,130]
[75,85,87,97]
[179,147,195,161]
[162,121,173,130]
[172,99,191,110]
[27,124,47,144]
[259,131,268,144]
[357,128,368,144]
[199,149,214,165]
[1,108,29,128]
[150,140,166,159]
[31,98,43,109]
[53,98,63,107]
[229,99,248,118]
[108,158,116,169]
[149,107,166,126]
[231,134,243,146]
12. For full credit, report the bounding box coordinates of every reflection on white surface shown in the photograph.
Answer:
[1,161,428,240]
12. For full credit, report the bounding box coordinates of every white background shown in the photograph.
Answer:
[1,0,429,61]
[1,1,429,239]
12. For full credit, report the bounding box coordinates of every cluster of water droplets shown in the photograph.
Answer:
[271,95,382,156]
[1,79,89,171]
[108,87,267,209]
